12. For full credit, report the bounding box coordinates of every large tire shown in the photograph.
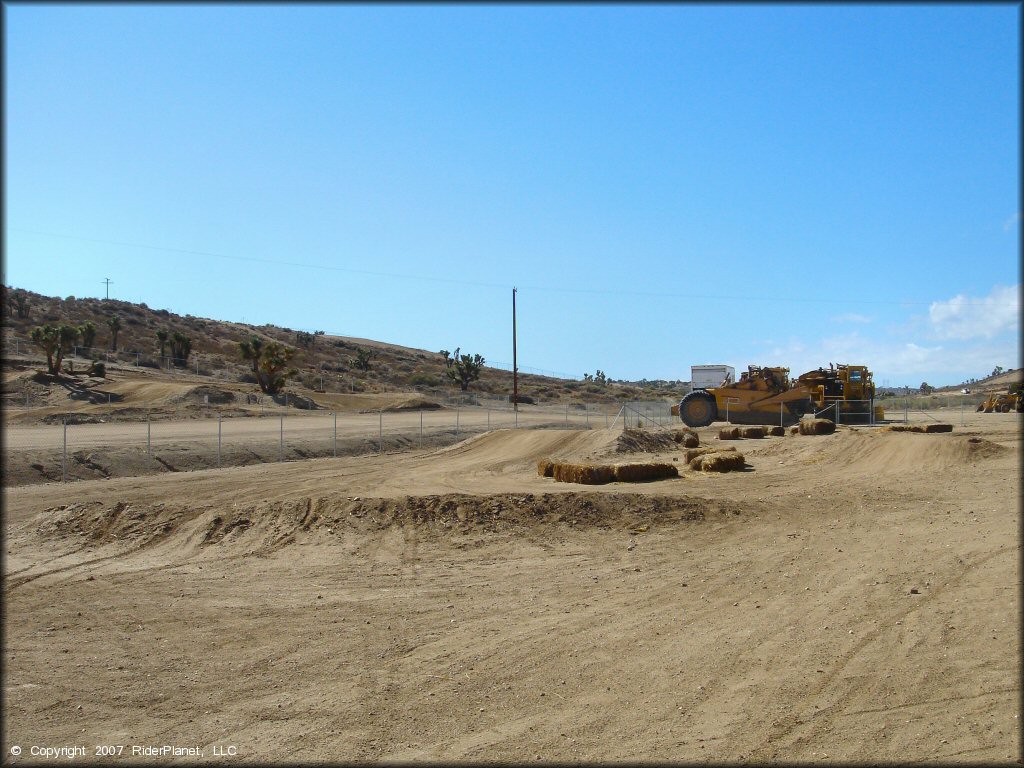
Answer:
[679,390,718,428]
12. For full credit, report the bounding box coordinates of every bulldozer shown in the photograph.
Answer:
[976,383,1023,413]
[676,363,883,427]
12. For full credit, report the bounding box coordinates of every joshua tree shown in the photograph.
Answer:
[107,314,122,352]
[12,291,30,319]
[354,347,376,371]
[30,324,79,376]
[156,329,169,359]
[446,349,485,392]
[295,331,314,349]
[170,332,192,368]
[255,341,296,394]
[78,321,97,350]
[238,336,265,374]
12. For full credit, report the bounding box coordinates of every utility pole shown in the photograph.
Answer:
[102,278,113,300]
[512,287,518,412]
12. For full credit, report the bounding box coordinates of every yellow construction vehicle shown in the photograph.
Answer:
[795,363,884,423]
[976,383,1023,413]
[677,363,883,427]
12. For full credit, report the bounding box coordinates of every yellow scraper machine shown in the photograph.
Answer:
[677,363,884,428]
[976,382,1023,413]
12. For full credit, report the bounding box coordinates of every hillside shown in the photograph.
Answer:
[1,286,685,406]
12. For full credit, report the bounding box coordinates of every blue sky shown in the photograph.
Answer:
[4,4,1019,387]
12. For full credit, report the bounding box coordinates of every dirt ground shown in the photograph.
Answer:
[2,410,1020,763]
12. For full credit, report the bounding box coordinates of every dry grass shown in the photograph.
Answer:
[719,427,740,440]
[798,418,836,436]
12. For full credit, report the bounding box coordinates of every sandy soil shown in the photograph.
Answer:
[2,411,1020,763]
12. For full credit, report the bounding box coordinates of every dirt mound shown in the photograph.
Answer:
[188,385,237,405]
[785,430,1011,474]
[615,428,677,453]
[30,493,736,556]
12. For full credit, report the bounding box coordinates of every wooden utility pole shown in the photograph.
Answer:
[512,287,518,411]
[102,277,113,299]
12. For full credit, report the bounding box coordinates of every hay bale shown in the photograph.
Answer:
[683,446,737,464]
[682,434,699,448]
[885,424,954,434]
[551,462,615,485]
[695,452,746,472]
[798,418,836,435]
[719,427,740,440]
[672,428,698,444]
[537,459,555,477]
[789,425,800,435]
[739,426,765,439]
[613,463,679,482]
[767,426,786,437]
[924,423,953,433]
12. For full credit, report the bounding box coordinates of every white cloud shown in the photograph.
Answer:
[830,312,873,324]
[928,284,1019,340]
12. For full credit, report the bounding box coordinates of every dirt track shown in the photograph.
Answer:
[3,411,1020,763]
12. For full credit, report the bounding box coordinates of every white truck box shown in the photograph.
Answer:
[691,364,735,390]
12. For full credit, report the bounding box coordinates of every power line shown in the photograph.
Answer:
[9,226,1018,307]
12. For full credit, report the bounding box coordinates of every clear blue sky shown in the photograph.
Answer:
[5,3,1020,387]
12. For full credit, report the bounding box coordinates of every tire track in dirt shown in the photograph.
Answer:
[746,543,1016,759]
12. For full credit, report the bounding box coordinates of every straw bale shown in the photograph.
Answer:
[537,459,555,477]
[613,463,679,482]
[672,428,698,444]
[798,418,836,436]
[719,427,740,440]
[683,446,736,465]
[884,424,954,434]
[767,426,786,437]
[682,435,699,448]
[551,462,616,485]
[789,425,800,435]
[695,452,746,472]
[740,426,765,439]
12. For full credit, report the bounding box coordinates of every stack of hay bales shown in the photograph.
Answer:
[539,461,678,484]
[612,463,679,482]
[682,446,744,472]
[739,426,765,439]
[673,428,700,448]
[693,452,746,472]
[719,427,740,440]
[683,446,737,464]
[551,463,617,484]
[884,424,953,434]
[798,418,836,435]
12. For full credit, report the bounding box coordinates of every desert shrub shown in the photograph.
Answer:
[410,373,441,387]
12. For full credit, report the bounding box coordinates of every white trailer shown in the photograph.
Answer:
[691,364,735,390]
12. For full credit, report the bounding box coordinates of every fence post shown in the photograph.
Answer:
[487,409,490,430]
[147,412,151,457]
[420,409,423,448]
[515,407,518,429]
[456,406,460,437]
[135,352,140,367]
[333,411,337,457]
[605,409,609,428]
[279,416,284,462]
[62,418,67,483]
[586,406,589,428]
[217,416,222,467]
[379,410,383,454]
[565,404,568,429]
